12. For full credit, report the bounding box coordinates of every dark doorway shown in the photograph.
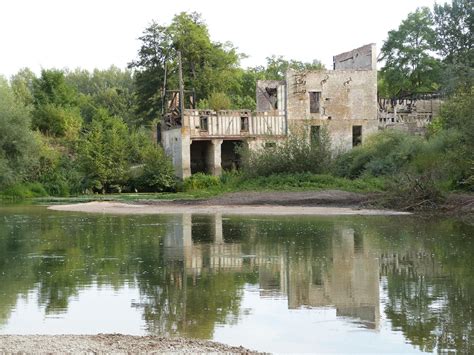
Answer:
[352,125,362,147]
[221,140,243,171]
[190,140,212,174]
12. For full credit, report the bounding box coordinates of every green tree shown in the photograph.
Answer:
[78,109,129,193]
[65,67,138,126]
[380,7,443,97]
[262,55,324,80]
[32,69,83,137]
[10,68,36,107]
[0,77,38,188]
[433,0,473,93]
[129,12,242,123]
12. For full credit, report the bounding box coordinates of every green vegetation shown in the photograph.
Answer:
[0,1,472,208]
[379,0,472,96]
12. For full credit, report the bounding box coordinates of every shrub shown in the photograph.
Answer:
[198,92,232,111]
[239,127,332,177]
[1,183,48,199]
[183,173,221,191]
[132,145,176,192]
[333,131,423,178]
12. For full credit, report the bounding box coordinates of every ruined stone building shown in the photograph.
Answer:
[161,44,378,178]
[378,94,442,134]
[163,214,381,329]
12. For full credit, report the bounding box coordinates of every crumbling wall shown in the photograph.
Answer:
[333,43,377,71]
[378,97,443,134]
[161,127,191,179]
[256,80,286,112]
[185,110,286,138]
[285,68,378,151]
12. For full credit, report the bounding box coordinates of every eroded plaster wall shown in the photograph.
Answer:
[333,43,376,71]
[161,127,191,179]
[256,80,286,112]
[286,68,378,151]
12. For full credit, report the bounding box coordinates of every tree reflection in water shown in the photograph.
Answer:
[0,206,472,352]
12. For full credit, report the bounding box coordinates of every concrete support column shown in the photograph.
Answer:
[208,139,223,176]
[180,135,191,179]
[212,213,223,244]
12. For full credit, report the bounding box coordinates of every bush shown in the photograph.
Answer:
[198,92,232,111]
[132,145,176,192]
[333,131,423,179]
[183,173,221,191]
[239,127,332,177]
[1,183,48,199]
[385,171,445,210]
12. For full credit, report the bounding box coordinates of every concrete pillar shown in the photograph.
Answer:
[212,213,223,244]
[208,139,223,176]
[181,136,191,179]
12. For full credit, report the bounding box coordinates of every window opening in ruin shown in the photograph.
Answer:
[200,116,208,131]
[309,91,321,113]
[310,125,321,145]
[265,142,276,149]
[265,87,278,110]
[240,116,249,132]
[352,125,362,147]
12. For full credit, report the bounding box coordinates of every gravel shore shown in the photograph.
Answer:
[0,334,258,353]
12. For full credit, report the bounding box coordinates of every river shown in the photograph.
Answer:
[0,204,472,353]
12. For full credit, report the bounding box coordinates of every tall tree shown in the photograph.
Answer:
[0,77,38,188]
[129,12,242,124]
[433,0,473,93]
[380,7,443,97]
[31,69,82,137]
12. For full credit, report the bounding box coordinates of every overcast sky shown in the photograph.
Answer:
[1,0,437,78]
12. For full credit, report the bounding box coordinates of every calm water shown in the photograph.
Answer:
[0,205,473,353]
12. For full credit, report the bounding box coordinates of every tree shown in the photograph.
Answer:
[129,12,242,123]
[433,0,473,93]
[31,69,83,137]
[78,109,129,193]
[10,68,36,107]
[380,7,443,97]
[0,77,38,188]
[262,55,324,80]
[65,67,138,126]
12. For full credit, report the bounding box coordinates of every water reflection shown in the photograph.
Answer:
[0,206,472,353]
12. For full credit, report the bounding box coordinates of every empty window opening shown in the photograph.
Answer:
[352,125,362,147]
[310,125,321,145]
[200,116,208,131]
[265,87,278,110]
[309,91,321,113]
[240,116,249,132]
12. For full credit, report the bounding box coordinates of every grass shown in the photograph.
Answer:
[28,172,387,204]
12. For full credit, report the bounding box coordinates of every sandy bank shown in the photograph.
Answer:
[0,334,257,353]
[48,201,410,216]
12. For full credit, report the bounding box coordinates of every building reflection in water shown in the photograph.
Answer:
[163,214,380,330]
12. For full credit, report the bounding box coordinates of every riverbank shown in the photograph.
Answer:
[44,190,474,217]
[0,334,257,353]
[48,190,411,216]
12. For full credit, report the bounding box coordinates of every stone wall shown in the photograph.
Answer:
[333,43,377,71]
[161,127,190,179]
[285,68,378,151]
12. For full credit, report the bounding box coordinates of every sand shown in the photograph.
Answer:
[48,200,410,216]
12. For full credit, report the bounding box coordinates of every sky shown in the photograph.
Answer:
[1,0,437,78]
